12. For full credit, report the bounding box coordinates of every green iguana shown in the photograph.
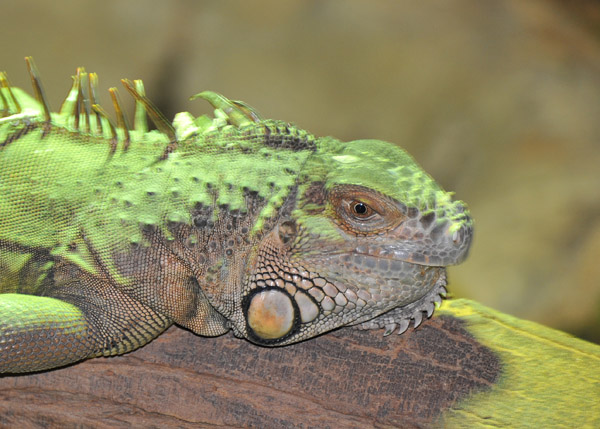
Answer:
[0,57,472,374]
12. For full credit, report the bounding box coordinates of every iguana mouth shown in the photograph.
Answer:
[352,226,472,267]
[352,250,445,267]
[355,249,448,268]
[321,249,448,272]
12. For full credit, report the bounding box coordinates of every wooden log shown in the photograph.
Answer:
[1,299,598,428]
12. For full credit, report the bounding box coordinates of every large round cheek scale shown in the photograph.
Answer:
[247,289,295,340]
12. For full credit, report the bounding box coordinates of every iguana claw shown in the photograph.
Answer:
[383,323,397,336]
[396,319,411,335]
[412,310,423,329]
[425,302,435,318]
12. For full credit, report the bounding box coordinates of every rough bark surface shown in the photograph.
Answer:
[0,313,500,428]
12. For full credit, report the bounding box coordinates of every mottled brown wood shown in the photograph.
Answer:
[0,312,499,428]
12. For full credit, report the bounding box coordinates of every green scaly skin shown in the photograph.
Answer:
[0,58,473,373]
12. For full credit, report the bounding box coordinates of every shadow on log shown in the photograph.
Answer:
[1,299,598,428]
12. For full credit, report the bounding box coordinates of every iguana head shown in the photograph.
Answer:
[235,135,473,345]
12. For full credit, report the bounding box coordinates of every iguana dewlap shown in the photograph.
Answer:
[0,58,473,373]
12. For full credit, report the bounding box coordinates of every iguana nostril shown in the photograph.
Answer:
[452,229,462,245]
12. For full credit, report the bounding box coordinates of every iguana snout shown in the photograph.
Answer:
[362,199,473,267]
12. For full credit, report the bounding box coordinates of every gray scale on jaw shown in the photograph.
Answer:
[354,275,448,336]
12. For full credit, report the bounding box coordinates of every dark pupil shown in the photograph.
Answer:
[353,202,368,215]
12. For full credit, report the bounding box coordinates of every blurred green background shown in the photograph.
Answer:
[2,0,599,342]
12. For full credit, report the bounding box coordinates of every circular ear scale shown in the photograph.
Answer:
[243,287,301,344]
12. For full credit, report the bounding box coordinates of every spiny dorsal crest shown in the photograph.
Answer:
[0,57,316,156]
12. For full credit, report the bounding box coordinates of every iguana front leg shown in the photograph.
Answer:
[0,267,171,373]
[0,294,94,373]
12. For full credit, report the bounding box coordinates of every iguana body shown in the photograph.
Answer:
[0,58,472,373]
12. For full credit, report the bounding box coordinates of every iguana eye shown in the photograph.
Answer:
[343,199,380,222]
[329,185,407,235]
[351,201,373,218]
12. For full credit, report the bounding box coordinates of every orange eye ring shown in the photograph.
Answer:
[329,185,407,235]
